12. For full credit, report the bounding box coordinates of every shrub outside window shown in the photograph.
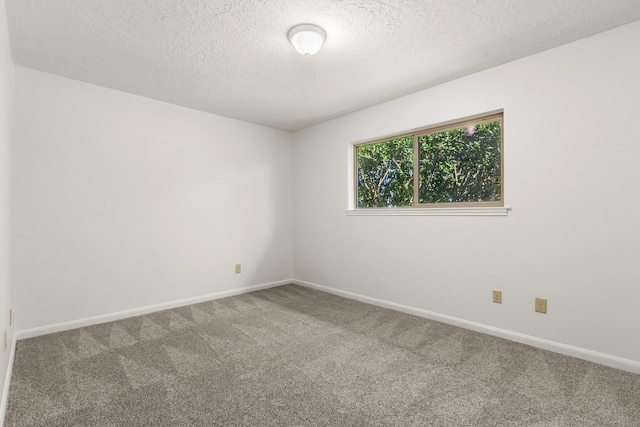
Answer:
[355,113,503,208]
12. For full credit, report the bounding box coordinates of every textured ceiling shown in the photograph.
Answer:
[6,1,640,131]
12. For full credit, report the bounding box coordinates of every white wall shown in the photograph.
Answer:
[0,0,12,418]
[293,21,640,366]
[12,67,293,330]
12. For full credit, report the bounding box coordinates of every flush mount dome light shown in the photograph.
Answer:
[288,24,326,56]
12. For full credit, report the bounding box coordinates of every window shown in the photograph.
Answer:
[355,113,503,209]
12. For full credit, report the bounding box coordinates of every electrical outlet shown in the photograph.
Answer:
[492,290,502,304]
[235,264,241,274]
[535,298,547,314]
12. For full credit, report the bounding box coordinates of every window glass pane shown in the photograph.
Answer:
[356,136,414,207]
[418,120,501,204]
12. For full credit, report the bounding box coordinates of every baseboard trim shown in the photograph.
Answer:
[12,277,640,376]
[16,279,293,340]
[293,279,640,375]
[0,333,16,427]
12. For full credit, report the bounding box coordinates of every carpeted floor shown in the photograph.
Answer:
[4,284,640,426]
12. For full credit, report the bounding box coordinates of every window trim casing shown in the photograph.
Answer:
[351,112,506,214]
[345,206,510,216]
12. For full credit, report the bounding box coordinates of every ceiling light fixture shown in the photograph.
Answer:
[288,24,326,57]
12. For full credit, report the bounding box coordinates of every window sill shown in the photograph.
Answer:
[345,206,511,216]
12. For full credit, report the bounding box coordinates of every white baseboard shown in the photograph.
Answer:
[0,332,16,427]
[16,279,293,340]
[11,277,640,378]
[293,279,640,375]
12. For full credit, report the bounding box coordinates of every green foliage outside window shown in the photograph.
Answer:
[356,137,414,208]
[356,117,502,208]
[418,120,501,204]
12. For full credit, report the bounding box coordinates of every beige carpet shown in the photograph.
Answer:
[4,284,640,426]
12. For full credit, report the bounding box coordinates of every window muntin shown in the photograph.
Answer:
[355,113,503,208]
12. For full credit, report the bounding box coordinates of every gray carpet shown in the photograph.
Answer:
[4,284,640,426]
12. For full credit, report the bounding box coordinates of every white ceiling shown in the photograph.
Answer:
[6,1,640,131]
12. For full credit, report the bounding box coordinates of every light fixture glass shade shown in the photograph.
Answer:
[288,24,326,56]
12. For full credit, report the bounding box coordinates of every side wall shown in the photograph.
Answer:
[0,0,13,419]
[293,21,640,367]
[12,67,293,331]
